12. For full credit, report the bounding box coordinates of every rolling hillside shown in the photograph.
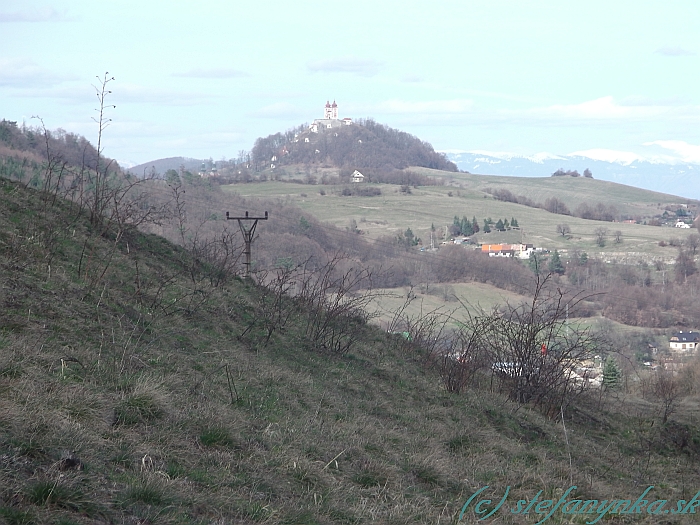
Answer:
[447,150,700,201]
[2,176,700,524]
[224,167,699,262]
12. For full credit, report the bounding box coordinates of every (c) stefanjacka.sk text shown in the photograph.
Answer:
[458,485,700,524]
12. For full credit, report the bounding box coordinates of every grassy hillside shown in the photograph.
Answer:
[223,171,698,262]
[2,179,700,525]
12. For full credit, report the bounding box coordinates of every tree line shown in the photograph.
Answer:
[552,168,593,178]
[490,188,618,222]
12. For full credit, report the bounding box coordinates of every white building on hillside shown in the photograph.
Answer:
[311,101,353,131]
[352,170,365,183]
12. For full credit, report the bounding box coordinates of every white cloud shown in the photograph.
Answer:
[172,68,250,79]
[379,99,474,114]
[307,56,383,77]
[112,83,219,106]
[655,46,696,57]
[531,96,664,120]
[0,7,70,22]
[249,102,306,119]
[401,74,424,83]
[0,57,71,87]
[619,95,689,107]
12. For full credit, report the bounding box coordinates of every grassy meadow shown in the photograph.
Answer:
[222,167,699,265]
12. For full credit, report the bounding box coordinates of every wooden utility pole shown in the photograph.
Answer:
[226,211,268,278]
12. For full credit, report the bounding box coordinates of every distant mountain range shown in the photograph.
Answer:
[445,151,700,200]
[129,151,700,202]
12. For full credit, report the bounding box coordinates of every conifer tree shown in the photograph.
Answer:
[603,356,622,390]
[548,250,565,274]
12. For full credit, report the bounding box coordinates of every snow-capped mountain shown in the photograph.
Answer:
[445,151,700,200]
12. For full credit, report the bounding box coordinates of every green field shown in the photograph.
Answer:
[367,281,529,327]
[222,168,698,263]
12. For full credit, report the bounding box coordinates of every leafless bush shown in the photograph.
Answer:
[385,290,456,365]
[437,313,493,394]
[246,263,301,345]
[652,370,684,424]
[482,274,608,414]
[263,254,384,354]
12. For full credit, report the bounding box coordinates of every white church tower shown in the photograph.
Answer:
[324,100,339,120]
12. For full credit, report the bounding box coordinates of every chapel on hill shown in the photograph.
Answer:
[310,100,353,133]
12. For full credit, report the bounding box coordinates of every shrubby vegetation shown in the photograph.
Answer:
[489,187,619,222]
[552,168,593,178]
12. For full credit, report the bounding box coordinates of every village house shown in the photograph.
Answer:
[481,243,534,259]
[481,244,515,257]
[351,170,365,183]
[669,330,699,354]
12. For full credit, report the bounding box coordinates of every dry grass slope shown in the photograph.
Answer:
[1,177,699,524]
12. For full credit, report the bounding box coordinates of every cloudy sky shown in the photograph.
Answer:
[2,0,699,167]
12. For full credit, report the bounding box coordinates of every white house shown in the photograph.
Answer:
[351,170,365,183]
[669,331,699,354]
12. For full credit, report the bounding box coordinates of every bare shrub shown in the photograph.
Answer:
[652,370,684,424]
[483,275,607,414]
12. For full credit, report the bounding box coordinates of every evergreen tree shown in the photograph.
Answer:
[483,219,491,233]
[511,217,519,228]
[472,216,480,233]
[504,218,510,229]
[397,227,420,248]
[495,219,505,231]
[603,356,622,390]
[461,216,473,236]
[548,250,565,274]
[165,169,181,185]
[528,252,542,275]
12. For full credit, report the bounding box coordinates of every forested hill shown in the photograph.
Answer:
[0,119,119,176]
[251,118,458,173]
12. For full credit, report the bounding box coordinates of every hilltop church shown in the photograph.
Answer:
[310,101,353,133]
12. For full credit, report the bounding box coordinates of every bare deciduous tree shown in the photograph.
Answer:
[594,227,608,247]
[652,370,683,424]
[686,233,700,255]
[557,224,571,237]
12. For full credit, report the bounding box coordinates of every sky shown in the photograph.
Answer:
[2,0,700,168]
